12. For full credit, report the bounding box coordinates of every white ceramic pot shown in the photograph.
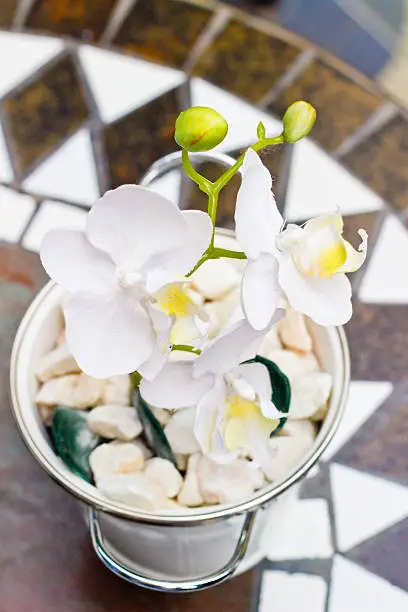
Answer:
[9,152,350,593]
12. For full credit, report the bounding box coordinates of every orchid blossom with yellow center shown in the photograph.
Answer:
[140,318,284,464]
[234,149,368,329]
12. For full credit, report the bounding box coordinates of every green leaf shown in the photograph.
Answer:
[51,406,101,482]
[132,388,178,469]
[243,355,291,435]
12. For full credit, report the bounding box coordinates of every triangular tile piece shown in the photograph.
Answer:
[322,381,393,461]
[0,32,63,99]
[23,129,99,206]
[146,170,181,206]
[23,200,87,253]
[265,498,333,560]
[286,139,384,221]
[0,123,13,182]
[359,215,408,303]
[80,46,186,124]
[329,555,408,612]
[191,78,282,153]
[260,571,327,612]
[330,463,408,552]
[0,186,35,242]
[347,517,408,592]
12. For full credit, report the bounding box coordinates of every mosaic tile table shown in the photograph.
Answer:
[1,1,408,611]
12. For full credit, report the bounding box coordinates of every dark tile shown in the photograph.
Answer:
[346,303,408,383]
[114,0,212,68]
[4,53,89,176]
[26,0,117,40]
[104,87,181,188]
[193,20,300,103]
[342,212,380,245]
[343,115,408,213]
[269,59,383,151]
[0,242,258,608]
[0,0,17,27]
[335,381,408,485]
[347,518,408,592]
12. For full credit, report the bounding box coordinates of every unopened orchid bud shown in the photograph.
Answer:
[175,106,228,152]
[283,101,316,143]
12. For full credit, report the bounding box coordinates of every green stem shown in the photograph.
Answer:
[171,343,202,355]
[214,134,285,194]
[210,247,246,260]
[182,150,213,195]
[130,371,142,388]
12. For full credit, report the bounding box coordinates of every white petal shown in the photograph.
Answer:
[86,185,186,269]
[278,255,353,326]
[193,319,265,378]
[138,306,172,381]
[64,287,155,378]
[40,229,115,292]
[176,210,213,275]
[235,149,283,260]
[294,223,347,278]
[194,377,226,455]
[241,254,280,330]
[258,396,283,420]
[237,361,272,400]
[140,362,213,409]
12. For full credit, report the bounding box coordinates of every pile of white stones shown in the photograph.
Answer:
[35,256,332,513]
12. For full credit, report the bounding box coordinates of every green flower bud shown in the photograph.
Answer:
[282,100,316,143]
[175,106,228,152]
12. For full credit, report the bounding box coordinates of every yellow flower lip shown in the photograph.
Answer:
[155,283,196,318]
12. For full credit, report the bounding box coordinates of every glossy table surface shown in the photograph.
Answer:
[1,1,408,611]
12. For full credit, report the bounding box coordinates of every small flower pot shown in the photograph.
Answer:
[10,153,350,592]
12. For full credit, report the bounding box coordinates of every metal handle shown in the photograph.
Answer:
[88,506,257,593]
[140,150,239,187]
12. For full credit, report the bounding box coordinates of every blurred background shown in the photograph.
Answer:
[0,1,407,611]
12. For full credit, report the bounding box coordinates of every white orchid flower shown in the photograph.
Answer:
[235,149,368,328]
[41,185,212,379]
[140,317,284,464]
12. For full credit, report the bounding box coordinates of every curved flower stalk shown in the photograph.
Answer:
[235,149,368,328]
[140,317,285,464]
[41,185,212,379]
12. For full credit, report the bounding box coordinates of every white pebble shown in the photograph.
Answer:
[144,457,183,498]
[177,454,204,507]
[132,438,153,460]
[164,407,201,454]
[150,406,172,427]
[102,375,131,405]
[36,343,80,382]
[191,259,240,300]
[279,419,317,442]
[36,374,104,409]
[38,404,55,427]
[267,349,319,383]
[262,431,315,483]
[159,499,188,513]
[88,405,142,441]
[90,441,144,482]
[197,456,264,505]
[97,473,167,510]
[258,325,281,357]
[203,288,240,338]
[175,453,188,471]
[278,309,313,353]
[289,372,332,420]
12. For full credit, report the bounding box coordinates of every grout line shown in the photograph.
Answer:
[100,0,138,45]
[334,102,399,159]
[17,199,43,246]
[258,49,316,109]
[12,0,35,30]
[0,179,93,210]
[88,118,109,195]
[277,144,295,217]
[183,5,231,74]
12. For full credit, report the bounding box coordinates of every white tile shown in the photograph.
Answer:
[330,463,408,552]
[286,139,384,221]
[322,381,393,461]
[23,129,99,206]
[359,215,408,304]
[0,32,63,99]
[191,78,282,154]
[266,498,333,560]
[22,200,87,252]
[329,555,408,612]
[147,170,181,206]
[80,45,186,123]
[260,571,327,612]
[0,186,35,242]
[0,123,13,182]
